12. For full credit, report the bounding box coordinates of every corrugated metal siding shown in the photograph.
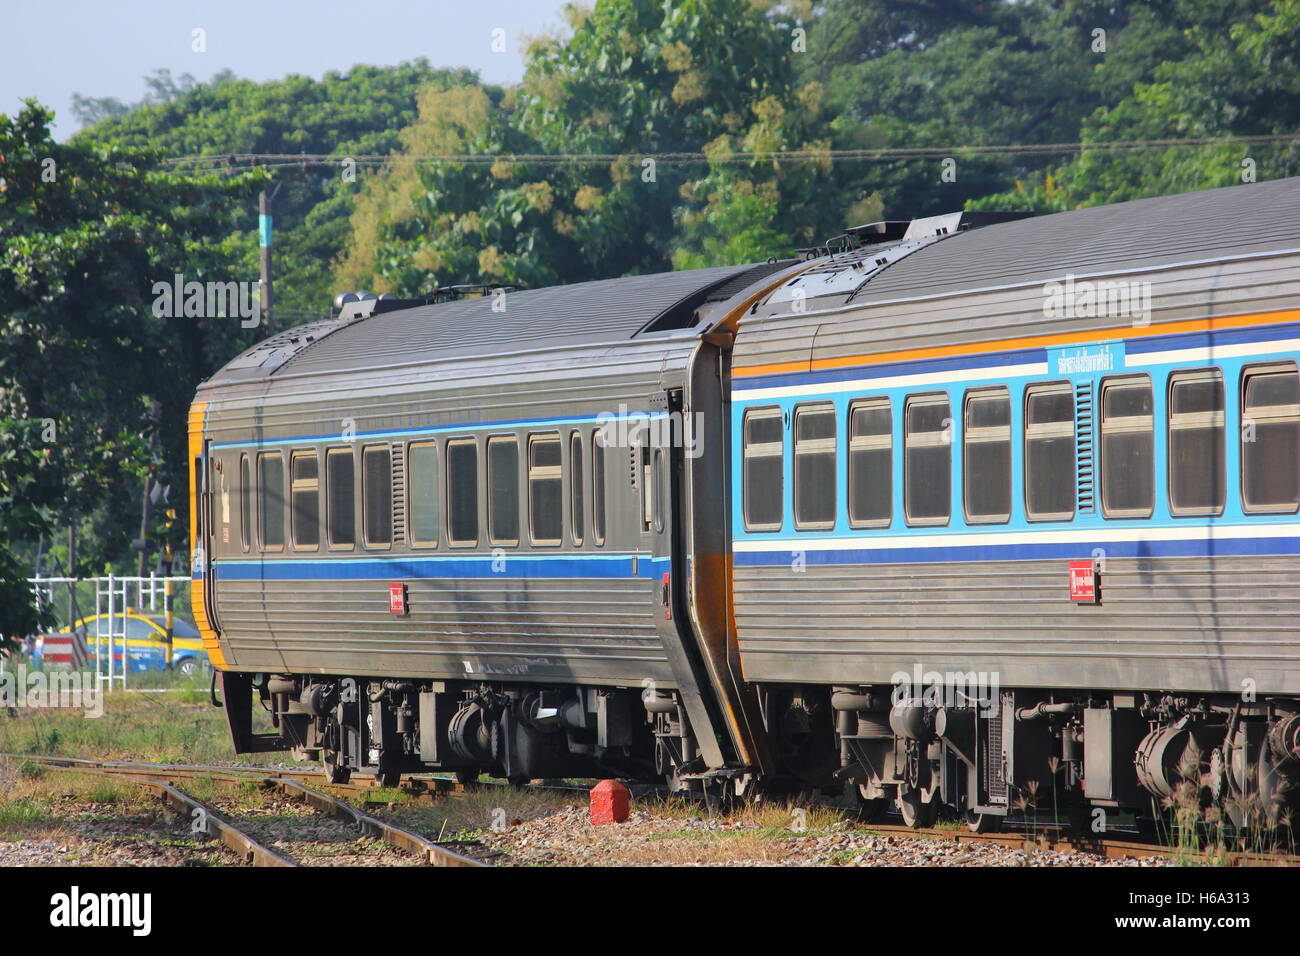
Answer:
[218,578,671,683]
[731,180,1300,696]
[203,333,694,685]
[736,557,1300,694]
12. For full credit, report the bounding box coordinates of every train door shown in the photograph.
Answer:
[643,388,731,771]
[193,440,220,632]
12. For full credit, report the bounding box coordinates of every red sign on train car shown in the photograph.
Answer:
[1068,561,1099,603]
[389,582,408,615]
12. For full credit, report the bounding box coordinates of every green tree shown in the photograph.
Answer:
[339,0,855,289]
[971,0,1300,210]
[77,61,477,316]
[0,101,264,650]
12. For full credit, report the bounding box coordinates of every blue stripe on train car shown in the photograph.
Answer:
[209,553,666,581]
[734,533,1300,566]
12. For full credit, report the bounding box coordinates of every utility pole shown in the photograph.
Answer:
[259,188,274,324]
[67,523,76,626]
[258,181,282,324]
[136,474,151,578]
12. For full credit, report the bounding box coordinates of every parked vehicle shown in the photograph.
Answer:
[32,611,210,676]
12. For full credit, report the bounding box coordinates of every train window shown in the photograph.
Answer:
[743,407,784,531]
[257,452,285,550]
[529,434,563,546]
[592,433,607,546]
[1024,383,1076,521]
[362,445,392,547]
[408,441,439,547]
[848,398,891,528]
[1241,364,1300,513]
[1099,376,1154,518]
[904,393,951,526]
[1168,370,1225,516]
[487,435,520,546]
[326,448,355,548]
[639,445,653,533]
[239,454,250,552]
[570,431,584,545]
[793,403,836,530]
[963,388,1011,523]
[290,451,320,549]
[652,449,665,534]
[446,439,479,546]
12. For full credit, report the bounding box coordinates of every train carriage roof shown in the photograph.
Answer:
[849,176,1300,307]
[207,261,791,387]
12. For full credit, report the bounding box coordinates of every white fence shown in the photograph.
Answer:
[21,573,193,690]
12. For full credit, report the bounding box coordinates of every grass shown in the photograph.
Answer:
[0,678,276,766]
[384,784,576,842]
[0,767,154,839]
[644,794,850,832]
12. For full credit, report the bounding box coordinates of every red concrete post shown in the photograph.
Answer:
[589,779,630,825]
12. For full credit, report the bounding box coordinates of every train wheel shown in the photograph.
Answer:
[455,769,480,787]
[375,767,401,788]
[898,789,936,829]
[965,810,1000,833]
[856,791,889,823]
[1256,738,1291,834]
[323,751,351,785]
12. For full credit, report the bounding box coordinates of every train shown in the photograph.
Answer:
[189,176,1300,832]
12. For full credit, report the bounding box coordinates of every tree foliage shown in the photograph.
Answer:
[0,102,265,648]
[77,61,479,316]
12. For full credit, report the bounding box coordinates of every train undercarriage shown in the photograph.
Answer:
[830,684,1300,837]
[220,672,1300,837]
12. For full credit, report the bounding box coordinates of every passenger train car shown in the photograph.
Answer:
[191,177,1300,831]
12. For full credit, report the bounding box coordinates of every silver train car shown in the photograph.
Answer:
[191,177,1300,830]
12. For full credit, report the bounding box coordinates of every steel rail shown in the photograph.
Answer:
[0,752,488,868]
[6,752,1291,866]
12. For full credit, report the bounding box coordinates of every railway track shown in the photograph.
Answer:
[2,752,1292,866]
[0,753,487,868]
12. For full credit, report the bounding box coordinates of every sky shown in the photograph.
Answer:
[4,0,574,139]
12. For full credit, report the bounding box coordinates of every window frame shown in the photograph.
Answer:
[903,391,952,528]
[360,443,393,550]
[325,447,356,551]
[445,437,480,548]
[289,448,321,551]
[256,451,285,552]
[962,386,1012,525]
[846,397,892,529]
[487,434,521,547]
[528,432,564,547]
[592,430,607,546]
[1098,374,1155,519]
[569,430,584,546]
[1167,368,1226,518]
[238,453,251,553]
[742,406,785,532]
[1240,362,1300,515]
[1023,381,1077,523]
[406,440,440,548]
[792,401,837,531]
